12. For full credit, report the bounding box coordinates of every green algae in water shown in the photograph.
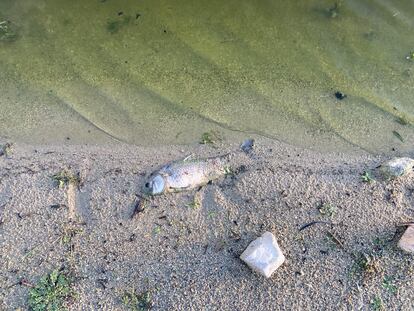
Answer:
[396,116,409,126]
[106,15,132,34]
[200,130,222,145]
[0,20,17,42]
[0,0,413,154]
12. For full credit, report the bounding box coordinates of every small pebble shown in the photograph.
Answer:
[240,232,285,278]
[398,225,414,253]
[240,138,255,153]
[334,91,347,100]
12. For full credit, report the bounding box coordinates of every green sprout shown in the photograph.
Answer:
[61,226,83,245]
[153,225,161,235]
[351,252,379,275]
[51,170,80,188]
[371,296,384,310]
[187,194,201,210]
[121,290,152,311]
[318,203,336,217]
[224,166,234,176]
[361,171,374,183]
[207,211,216,219]
[28,269,73,311]
[0,142,12,157]
[382,276,397,294]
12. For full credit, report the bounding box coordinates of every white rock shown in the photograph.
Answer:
[380,157,414,178]
[240,232,285,278]
[398,225,414,253]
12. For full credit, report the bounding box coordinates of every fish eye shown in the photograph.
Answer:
[145,182,150,188]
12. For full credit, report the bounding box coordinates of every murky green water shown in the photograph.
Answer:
[0,0,413,153]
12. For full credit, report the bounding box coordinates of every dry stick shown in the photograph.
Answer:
[20,279,35,288]
[23,235,62,260]
[327,231,344,249]
[0,197,12,224]
[0,202,6,225]
[6,279,35,290]
[299,221,333,231]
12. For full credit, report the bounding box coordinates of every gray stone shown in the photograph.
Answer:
[240,139,255,153]
[398,225,414,253]
[379,157,414,179]
[240,232,285,278]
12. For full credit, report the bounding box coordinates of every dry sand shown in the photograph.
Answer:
[1,138,414,310]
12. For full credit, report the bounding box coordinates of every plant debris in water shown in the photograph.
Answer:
[406,51,414,61]
[334,91,347,100]
[200,130,221,145]
[28,269,72,311]
[0,20,18,42]
[396,116,409,126]
[106,15,132,34]
[327,1,342,18]
[122,290,152,311]
[392,130,404,142]
[51,170,81,188]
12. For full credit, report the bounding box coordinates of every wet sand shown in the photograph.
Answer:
[1,138,414,310]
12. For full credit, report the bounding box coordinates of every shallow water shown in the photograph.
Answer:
[0,0,413,153]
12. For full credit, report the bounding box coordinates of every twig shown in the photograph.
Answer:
[299,220,332,231]
[327,231,344,249]
[20,279,35,288]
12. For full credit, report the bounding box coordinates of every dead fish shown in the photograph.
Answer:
[143,155,229,195]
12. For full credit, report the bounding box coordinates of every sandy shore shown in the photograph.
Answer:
[1,138,414,310]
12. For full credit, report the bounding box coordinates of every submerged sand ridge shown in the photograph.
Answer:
[0,0,413,153]
[1,139,414,309]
